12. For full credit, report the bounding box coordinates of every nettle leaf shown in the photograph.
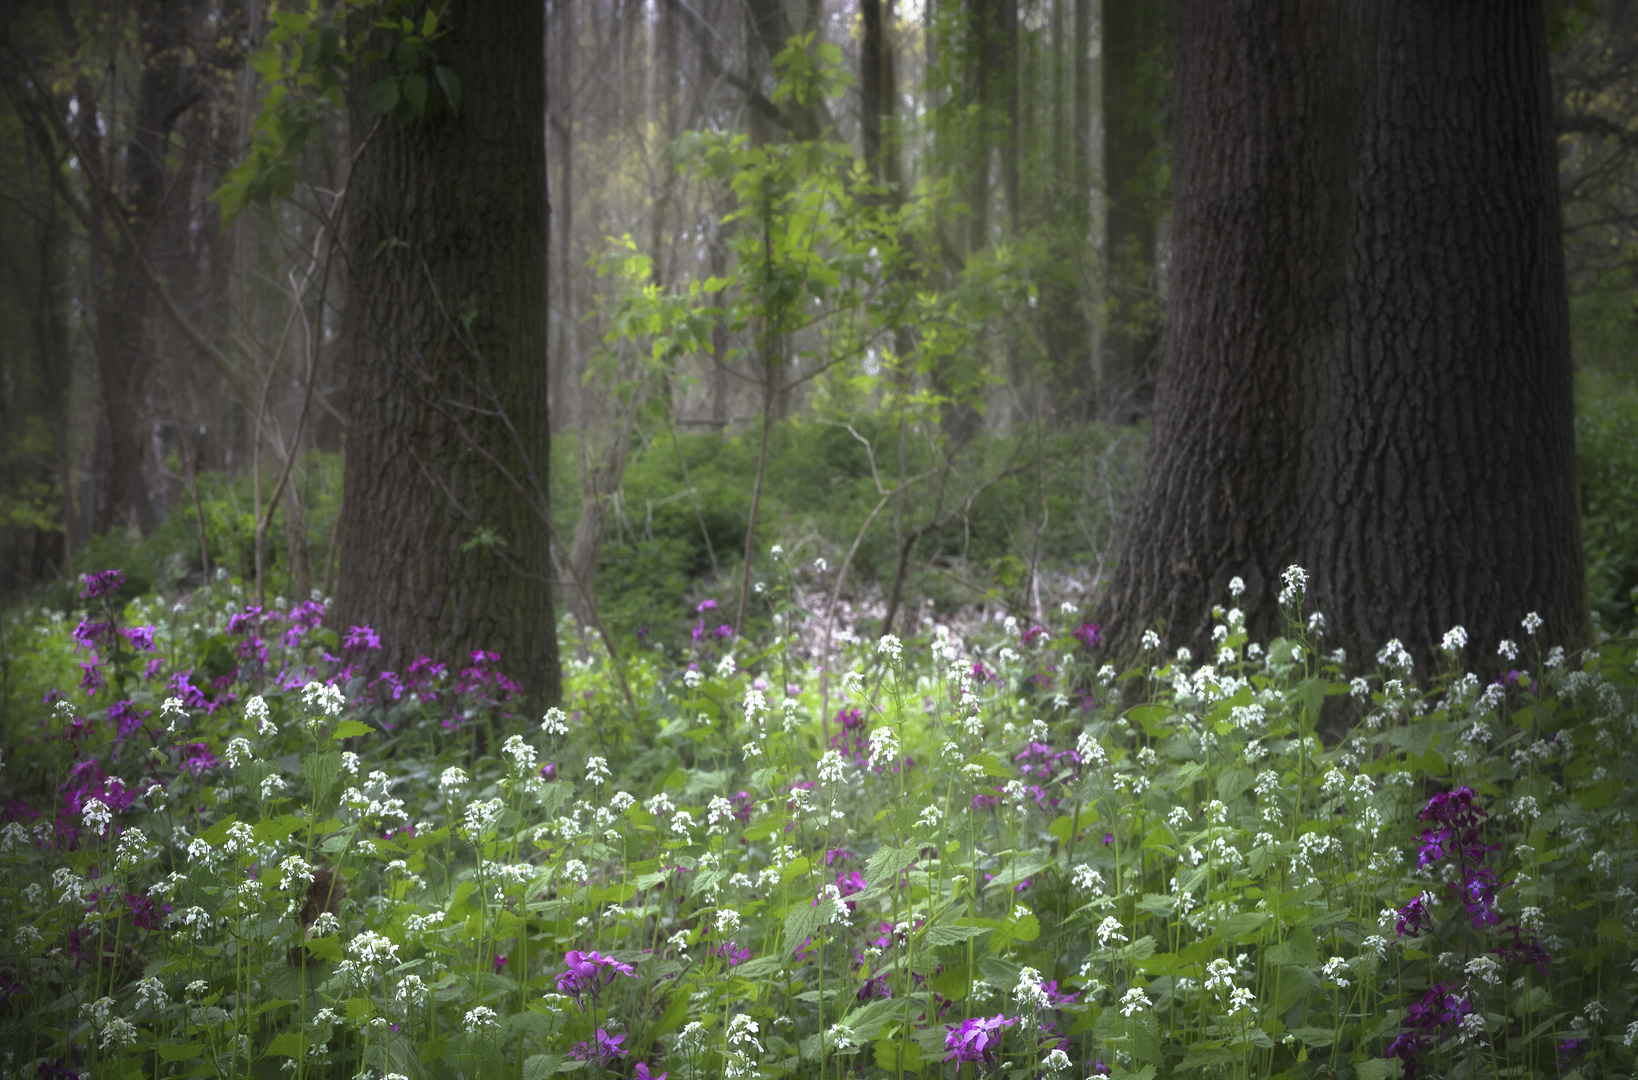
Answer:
[783,900,825,955]
[333,719,372,739]
[924,924,991,947]
[302,750,341,801]
[864,844,917,888]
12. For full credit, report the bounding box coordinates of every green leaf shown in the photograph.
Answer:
[1289,1026,1335,1047]
[924,924,991,946]
[783,900,824,956]
[435,66,461,115]
[401,73,428,117]
[159,1043,207,1062]
[864,845,917,889]
[333,719,372,739]
[366,77,400,116]
[303,750,341,801]
[265,1032,307,1059]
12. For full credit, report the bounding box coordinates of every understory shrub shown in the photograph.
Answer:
[0,562,1634,1080]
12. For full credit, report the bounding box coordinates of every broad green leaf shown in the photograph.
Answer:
[864,845,917,888]
[366,77,400,116]
[924,924,991,946]
[333,719,372,739]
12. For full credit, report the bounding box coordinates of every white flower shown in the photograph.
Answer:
[610,791,636,812]
[160,697,188,722]
[301,680,345,718]
[586,756,611,785]
[1073,864,1104,894]
[1043,1047,1072,1073]
[727,1013,762,1049]
[541,707,569,735]
[1141,630,1161,651]
[1464,954,1501,986]
[1226,985,1258,1017]
[671,810,695,838]
[827,1023,859,1051]
[1119,987,1151,1016]
[1321,956,1351,988]
[877,634,903,662]
[501,735,539,776]
[463,1006,500,1032]
[260,773,286,801]
[224,737,255,770]
[814,558,828,573]
[1014,966,1049,1010]
[277,855,314,892]
[1096,916,1127,949]
[100,1016,139,1049]
[81,797,112,834]
[817,749,848,785]
[1522,611,1543,634]
[1441,626,1468,652]
[1175,646,1192,665]
[1497,639,1518,662]
[1228,576,1245,598]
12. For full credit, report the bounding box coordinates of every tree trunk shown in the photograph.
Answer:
[334,0,560,708]
[1098,0,1165,423]
[1096,0,1589,672]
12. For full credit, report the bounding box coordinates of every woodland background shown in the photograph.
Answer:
[0,0,1635,699]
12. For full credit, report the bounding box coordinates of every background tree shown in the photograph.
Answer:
[330,0,559,706]
[1096,0,1589,670]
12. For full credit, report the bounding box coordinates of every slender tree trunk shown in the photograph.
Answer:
[334,0,560,707]
[1096,0,1588,672]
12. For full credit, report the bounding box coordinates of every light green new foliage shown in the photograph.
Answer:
[0,559,1635,1080]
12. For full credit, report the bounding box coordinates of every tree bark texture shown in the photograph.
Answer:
[1096,0,1588,672]
[334,0,560,707]
[1098,0,1165,423]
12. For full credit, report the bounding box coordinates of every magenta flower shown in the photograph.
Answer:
[493,954,508,974]
[943,1013,1015,1065]
[1072,622,1102,649]
[119,624,156,652]
[344,625,381,651]
[556,950,636,1004]
[568,1029,628,1065]
[634,1065,667,1080]
[696,598,718,614]
[1395,894,1433,939]
[80,569,124,599]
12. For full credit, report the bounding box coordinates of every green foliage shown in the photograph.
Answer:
[552,420,1143,647]
[1,564,1634,1078]
[211,0,460,225]
[1578,372,1638,634]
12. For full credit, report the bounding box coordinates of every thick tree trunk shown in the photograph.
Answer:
[1098,0,1164,423]
[334,0,560,707]
[1096,0,1588,672]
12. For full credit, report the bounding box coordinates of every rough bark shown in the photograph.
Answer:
[1096,0,1588,673]
[1098,0,1165,423]
[334,0,560,707]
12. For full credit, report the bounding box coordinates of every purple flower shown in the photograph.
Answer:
[568,1029,628,1065]
[1022,625,1049,646]
[1102,832,1115,846]
[80,570,124,599]
[1395,894,1433,939]
[493,954,508,974]
[107,700,145,740]
[696,598,718,614]
[343,625,381,651]
[556,950,636,1004]
[71,621,115,653]
[1090,1060,1111,1077]
[1558,1037,1588,1069]
[943,1013,1015,1065]
[836,870,866,911]
[78,661,105,698]
[1494,925,1552,978]
[119,625,156,652]
[634,1065,667,1080]
[714,624,734,641]
[180,743,219,775]
[713,941,751,967]
[1457,865,1506,929]
[225,608,264,635]
[1072,622,1102,649]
